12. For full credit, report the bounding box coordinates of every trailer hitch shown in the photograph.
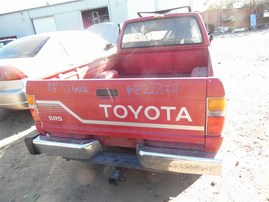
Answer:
[108,167,126,185]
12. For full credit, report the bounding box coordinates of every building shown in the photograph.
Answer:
[0,0,193,39]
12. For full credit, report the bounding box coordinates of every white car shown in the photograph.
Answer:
[0,31,117,110]
[0,38,16,48]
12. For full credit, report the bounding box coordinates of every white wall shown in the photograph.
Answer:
[0,11,35,38]
[125,0,156,19]
[156,0,191,10]
[0,0,108,38]
[108,0,128,24]
[124,0,193,20]
[55,11,84,30]
[33,17,57,33]
[0,0,194,38]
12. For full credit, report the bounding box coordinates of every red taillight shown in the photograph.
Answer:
[207,97,226,136]
[207,116,225,135]
[0,66,27,81]
[29,108,40,122]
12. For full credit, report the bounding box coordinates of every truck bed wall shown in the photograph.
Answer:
[82,45,210,80]
[118,46,209,77]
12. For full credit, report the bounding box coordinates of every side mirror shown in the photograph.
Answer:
[209,34,214,42]
[104,43,113,50]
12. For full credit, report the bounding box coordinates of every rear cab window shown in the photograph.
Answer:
[121,16,203,48]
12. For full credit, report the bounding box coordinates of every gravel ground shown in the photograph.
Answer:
[0,30,268,202]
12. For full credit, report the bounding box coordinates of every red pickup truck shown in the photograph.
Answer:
[25,7,226,180]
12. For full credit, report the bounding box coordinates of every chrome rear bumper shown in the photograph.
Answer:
[137,145,221,175]
[25,135,221,175]
[25,135,102,160]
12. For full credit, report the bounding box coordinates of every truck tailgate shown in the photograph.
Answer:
[27,78,207,145]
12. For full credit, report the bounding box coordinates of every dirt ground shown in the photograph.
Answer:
[0,30,269,202]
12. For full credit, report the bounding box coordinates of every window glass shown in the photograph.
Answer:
[39,37,68,58]
[0,37,49,58]
[122,16,203,48]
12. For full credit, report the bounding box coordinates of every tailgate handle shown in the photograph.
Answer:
[96,89,118,96]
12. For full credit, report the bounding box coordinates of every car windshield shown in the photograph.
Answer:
[122,16,203,48]
[0,36,49,59]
